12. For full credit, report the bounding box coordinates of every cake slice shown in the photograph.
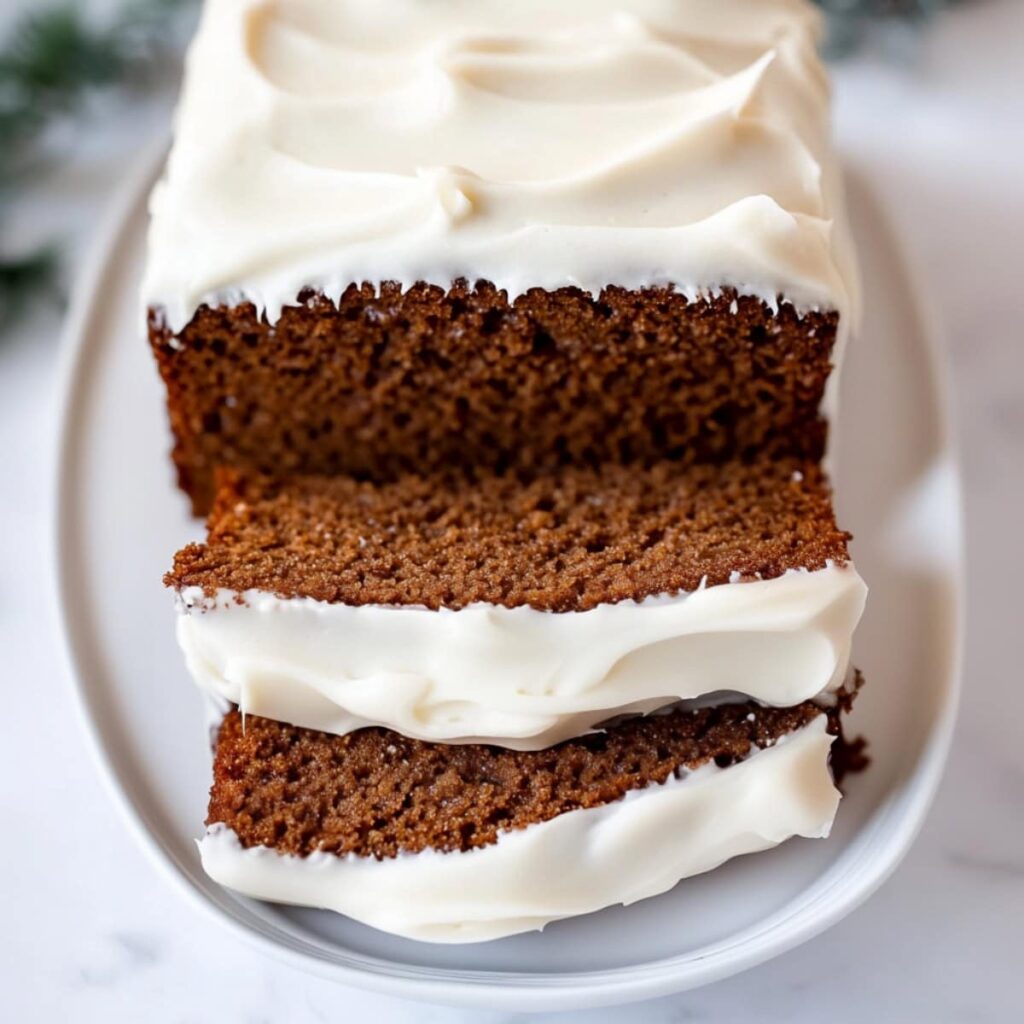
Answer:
[201,685,863,943]
[144,0,856,514]
[167,457,866,750]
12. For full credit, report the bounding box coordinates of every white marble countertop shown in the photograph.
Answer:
[3,2,1022,1019]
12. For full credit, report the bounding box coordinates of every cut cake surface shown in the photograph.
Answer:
[208,678,862,861]
[151,286,838,515]
[167,454,850,612]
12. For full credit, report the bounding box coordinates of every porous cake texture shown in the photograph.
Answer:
[208,681,862,860]
[151,287,838,515]
[168,455,850,612]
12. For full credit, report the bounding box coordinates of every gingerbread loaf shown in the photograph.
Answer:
[150,0,868,943]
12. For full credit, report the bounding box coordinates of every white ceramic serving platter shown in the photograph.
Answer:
[55,144,963,1013]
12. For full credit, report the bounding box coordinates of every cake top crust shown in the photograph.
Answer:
[166,457,851,612]
[144,0,857,332]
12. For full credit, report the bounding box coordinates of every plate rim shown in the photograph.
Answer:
[51,138,966,1012]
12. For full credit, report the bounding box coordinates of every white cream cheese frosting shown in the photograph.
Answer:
[143,0,858,339]
[199,715,839,943]
[175,564,866,749]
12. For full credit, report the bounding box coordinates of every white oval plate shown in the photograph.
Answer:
[54,144,963,1013]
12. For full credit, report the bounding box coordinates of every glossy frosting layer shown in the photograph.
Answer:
[175,565,866,749]
[144,0,856,333]
[200,716,839,943]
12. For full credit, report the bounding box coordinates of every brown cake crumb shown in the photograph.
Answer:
[149,283,838,514]
[208,675,863,860]
[166,456,850,612]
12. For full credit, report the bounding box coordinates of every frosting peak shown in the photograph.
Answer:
[144,0,855,332]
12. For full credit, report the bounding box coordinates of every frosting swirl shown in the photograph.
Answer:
[144,0,856,333]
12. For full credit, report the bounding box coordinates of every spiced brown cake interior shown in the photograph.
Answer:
[150,286,838,516]
[150,0,868,943]
[209,682,865,862]
[168,456,851,611]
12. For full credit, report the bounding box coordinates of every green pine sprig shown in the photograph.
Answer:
[0,0,195,333]
[816,0,964,55]
[0,246,59,332]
